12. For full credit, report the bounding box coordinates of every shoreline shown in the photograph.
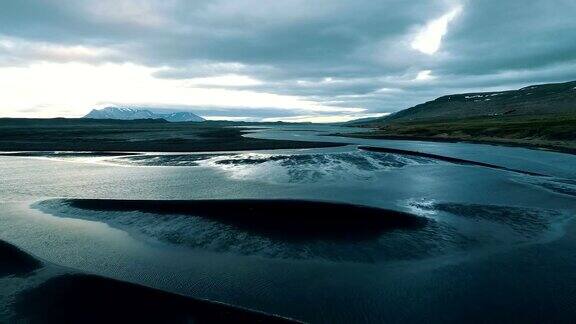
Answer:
[335,132,576,156]
[358,146,548,177]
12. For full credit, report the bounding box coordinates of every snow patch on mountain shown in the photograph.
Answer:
[84,107,205,122]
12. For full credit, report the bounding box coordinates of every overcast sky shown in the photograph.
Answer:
[1,0,575,122]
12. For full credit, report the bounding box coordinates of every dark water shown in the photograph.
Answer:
[1,125,575,323]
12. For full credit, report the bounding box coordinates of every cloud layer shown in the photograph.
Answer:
[1,0,575,121]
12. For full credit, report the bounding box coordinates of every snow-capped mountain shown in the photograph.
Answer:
[83,107,205,122]
[162,111,205,122]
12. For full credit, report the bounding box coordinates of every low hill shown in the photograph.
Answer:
[359,80,576,125]
[344,80,576,153]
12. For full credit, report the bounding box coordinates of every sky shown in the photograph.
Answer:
[0,0,575,122]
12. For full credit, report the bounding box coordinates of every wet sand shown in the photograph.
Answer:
[0,240,42,278]
[0,118,343,152]
[0,240,299,323]
[48,198,427,241]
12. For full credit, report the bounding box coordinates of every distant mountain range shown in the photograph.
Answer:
[352,80,576,125]
[84,107,205,122]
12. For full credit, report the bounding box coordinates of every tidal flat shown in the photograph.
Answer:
[1,124,575,323]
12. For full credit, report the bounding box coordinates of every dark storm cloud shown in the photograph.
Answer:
[1,0,574,118]
[440,1,576,74]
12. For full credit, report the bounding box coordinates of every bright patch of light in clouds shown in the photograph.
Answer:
[204,116,255,122]
[262,112,389,123]
[415,70,435,80]
[412,5,462,55]
[185,74,263,87]
[0,62,364,118]
[0,36,116,63]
